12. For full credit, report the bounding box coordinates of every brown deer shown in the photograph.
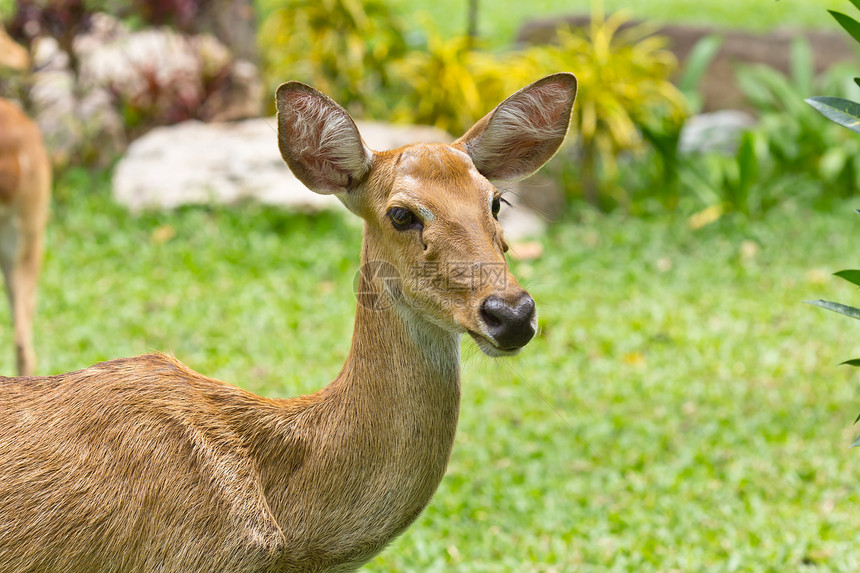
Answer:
[0,25,51,377]
[0,73,576,572]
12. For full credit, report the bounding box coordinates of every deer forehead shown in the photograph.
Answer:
[384,144,494,215]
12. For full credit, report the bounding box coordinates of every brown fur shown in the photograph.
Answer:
[0,99,50,376]
[0,74,576,572]
[0,21,30,72]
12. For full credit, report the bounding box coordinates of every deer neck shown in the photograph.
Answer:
[328,231,463,472]
[255,232,463,564]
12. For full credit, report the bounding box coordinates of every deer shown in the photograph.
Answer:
[0,23,51,377]
[0,72,577,572]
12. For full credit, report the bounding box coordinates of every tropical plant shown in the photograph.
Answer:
[390,31,535,135]
[738,39,860,195]
[678,130,772,216]
[804,2,860,445]
[806,0,860,133]
[522,6,688,207]
[257,0,407,118]
[808,265,860,446]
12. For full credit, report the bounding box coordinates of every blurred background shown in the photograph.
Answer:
[2,0,860,570]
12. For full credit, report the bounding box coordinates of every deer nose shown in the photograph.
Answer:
[479,293,536,350]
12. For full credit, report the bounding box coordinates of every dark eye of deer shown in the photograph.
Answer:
[388,207,421,231]
[492,196,501,219]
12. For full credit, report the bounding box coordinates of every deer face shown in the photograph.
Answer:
[276,74,577,356]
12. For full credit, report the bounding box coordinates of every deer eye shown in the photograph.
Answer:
[387,207,421,231]
[492,196,509,219]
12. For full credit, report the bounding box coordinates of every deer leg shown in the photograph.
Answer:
[0,216,41,377]
[12,233,41,376]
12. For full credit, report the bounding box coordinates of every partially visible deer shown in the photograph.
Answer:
[0,24,50,376]
[0,73,576,572]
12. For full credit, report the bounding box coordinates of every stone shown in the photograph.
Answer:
[113,117,550,238]
[678,110,757,155]
[22,12,266,167]
[509,172,566,221]
[113,116,550,238]
[112,119,454,212]
[75,17,263,125]
[29,35,127,167]
[497,192,548,241]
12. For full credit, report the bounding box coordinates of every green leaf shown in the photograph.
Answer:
[854,77,860,90]
[850,0,860,16]
[806,299,860,320]
[805,96,860,134]
[679,34,723,106]
[789,38,813,94]
[852,434,860,447]
[736,131,758,197]
[834,270,860,287]
[841,358,860,366]
[829,10,860,45]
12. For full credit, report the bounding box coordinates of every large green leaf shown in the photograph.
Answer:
[806,299,860,320]
[805,96,860,134]
[829,10,860,45]
[834,269,860,287]
[841,358,860,367]
[679,34,723,106]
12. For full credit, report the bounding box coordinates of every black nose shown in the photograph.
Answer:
[479,293,536,350]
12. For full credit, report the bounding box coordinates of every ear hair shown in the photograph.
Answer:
[456,72,577,182]
[276,82,373,195]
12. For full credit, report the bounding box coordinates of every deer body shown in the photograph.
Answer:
[0,98,50,376]
[0,74,576,572]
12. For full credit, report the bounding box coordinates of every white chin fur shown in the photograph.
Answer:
[469,332,521,357]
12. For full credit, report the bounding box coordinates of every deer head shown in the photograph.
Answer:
[276,73,577,356]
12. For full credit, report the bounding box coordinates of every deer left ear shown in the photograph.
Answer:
[455,72,577,182]
[275,81,373,195]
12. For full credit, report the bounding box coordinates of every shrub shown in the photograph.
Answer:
[257,0,407,118]
[738,39,860,196]
[806,1,860,135]
[390,31,535,135]
[522,9,688,207]
[805,1,860,445]
[391,9,688,209]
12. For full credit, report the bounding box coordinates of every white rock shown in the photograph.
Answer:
[112,118,455,213]
[497,194,547,241]
[679,110,757,155]
[113,117,550,239]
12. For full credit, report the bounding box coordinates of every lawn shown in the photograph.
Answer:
[5,169,858,571]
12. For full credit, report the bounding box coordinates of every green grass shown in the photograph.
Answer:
[385,0,839,49]
[5,169,858,571]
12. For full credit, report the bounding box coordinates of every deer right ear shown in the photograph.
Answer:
[276,82,373,195]
[455,72,577,182]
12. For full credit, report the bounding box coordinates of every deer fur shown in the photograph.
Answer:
[0,73,576,572]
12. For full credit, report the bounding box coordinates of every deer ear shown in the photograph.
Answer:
[275,82,373,195]
[455,72,577,181]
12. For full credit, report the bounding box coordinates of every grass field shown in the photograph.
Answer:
[3,170,857,571]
